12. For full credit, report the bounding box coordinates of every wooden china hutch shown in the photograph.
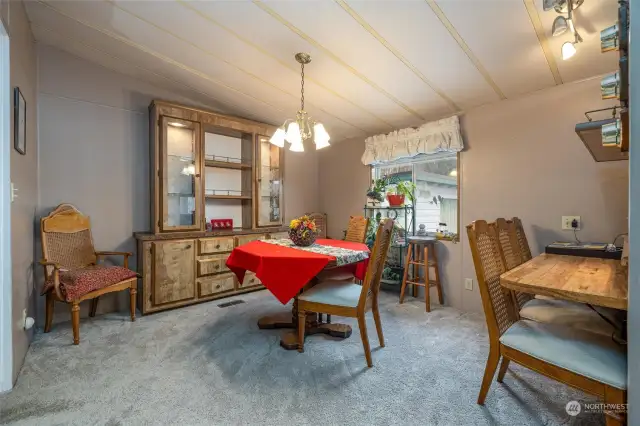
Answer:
[134,101,287,314]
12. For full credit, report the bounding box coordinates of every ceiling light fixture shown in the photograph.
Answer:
[168,121,187,128]
[552,16,569,36]
[543,0,583,13]
[554,0,583,60]
[562,41,577,59]
[270,53,330,152]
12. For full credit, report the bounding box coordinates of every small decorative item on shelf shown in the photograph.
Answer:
[417,224,427,236]
[211,218,233,229]
[205,221,213,232]
[289,215,317,246]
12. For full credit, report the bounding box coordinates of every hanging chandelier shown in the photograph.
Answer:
[269,53,330,151]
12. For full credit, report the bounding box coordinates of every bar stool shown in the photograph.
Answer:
[399,236,444,312]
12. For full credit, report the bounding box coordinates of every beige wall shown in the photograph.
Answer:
[319,77,628,313]
[37,46,318,325]
[5,1,38,383]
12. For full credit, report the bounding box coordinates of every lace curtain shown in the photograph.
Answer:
[361,115,464,165]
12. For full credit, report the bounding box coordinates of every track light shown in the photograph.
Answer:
[562,42,577,60]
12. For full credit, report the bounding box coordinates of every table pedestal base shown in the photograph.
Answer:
[280,323,353,350]
[257,312,352,350]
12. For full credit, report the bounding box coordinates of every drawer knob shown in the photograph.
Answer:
[185,244,191,249]
[215,265,220,270]
[216,284,221,289]
[215,244,220,249]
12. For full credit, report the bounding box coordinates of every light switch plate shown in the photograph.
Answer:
[562,216,581,230]
[464,278,473,291]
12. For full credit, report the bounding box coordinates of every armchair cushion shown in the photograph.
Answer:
[500,320,627,390]
[298,281,362,307]
[43,265,137,302]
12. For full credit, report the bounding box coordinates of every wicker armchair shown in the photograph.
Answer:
[40,204,138,345]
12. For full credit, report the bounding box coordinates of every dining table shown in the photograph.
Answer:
[500,253,628,310]
[226,238,370,350]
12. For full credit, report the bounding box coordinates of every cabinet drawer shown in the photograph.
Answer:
[198,273,235,297]
[199,237,234,254]
[235,234,267,246]
[240,272,263,289]
[268,232,289,240]
[197,254,230,276]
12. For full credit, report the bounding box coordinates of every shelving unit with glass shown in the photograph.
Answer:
[150,100,285,234]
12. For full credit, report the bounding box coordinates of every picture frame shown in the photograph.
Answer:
[14,87,25,155]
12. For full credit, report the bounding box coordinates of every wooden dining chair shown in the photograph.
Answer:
[496,218,616,337]
[345,215,370,243]
[306,212,327,239]
[511,217,532,263]
[317,215,371,284]
[40,204,138,345]
[297,218,394,367]
[467,220,627,425]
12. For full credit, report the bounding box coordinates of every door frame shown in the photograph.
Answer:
[0,20,13,392]
[0,18,11,392]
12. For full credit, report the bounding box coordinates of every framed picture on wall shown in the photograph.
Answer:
[14,87,25,155]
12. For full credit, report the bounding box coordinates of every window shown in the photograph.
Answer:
[371,153,458,237]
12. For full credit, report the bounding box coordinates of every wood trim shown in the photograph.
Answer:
[42,210,91,233]
[152,100,277,136]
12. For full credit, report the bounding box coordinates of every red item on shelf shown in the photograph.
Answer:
[211,219,233,229]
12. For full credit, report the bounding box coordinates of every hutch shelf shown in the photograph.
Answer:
[134,100,287,314]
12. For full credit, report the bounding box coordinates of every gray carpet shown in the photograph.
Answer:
[0,290,603,426]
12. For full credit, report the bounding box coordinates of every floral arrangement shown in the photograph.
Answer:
[289,215,318,246]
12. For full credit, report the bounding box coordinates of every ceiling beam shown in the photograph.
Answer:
[177,0,394,131]
[253,0,427,121]
[523,0,563,85]
[335,0,460,113]
[425,0,506,100]
[104,0,366,135]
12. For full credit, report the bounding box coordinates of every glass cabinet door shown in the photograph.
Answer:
[256,135,283,227]
[159,116,202,231]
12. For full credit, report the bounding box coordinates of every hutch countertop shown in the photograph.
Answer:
[134,227,288,241]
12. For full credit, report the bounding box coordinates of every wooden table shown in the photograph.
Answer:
[500,253,628,310]
[226,238,369,350]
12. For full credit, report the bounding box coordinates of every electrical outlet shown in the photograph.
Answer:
[562,216,581,230]
[464,278,473,291]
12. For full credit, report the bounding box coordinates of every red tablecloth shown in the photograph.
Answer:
[226,239,369,304]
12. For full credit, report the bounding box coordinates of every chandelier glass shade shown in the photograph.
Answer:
[269,53,330,152]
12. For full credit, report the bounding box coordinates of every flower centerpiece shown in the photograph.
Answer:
[289,215,318,246]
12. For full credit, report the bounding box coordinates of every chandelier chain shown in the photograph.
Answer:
[300,62,305,111]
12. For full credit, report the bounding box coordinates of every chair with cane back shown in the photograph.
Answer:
[467,220,626,425]
[40,204,138,345]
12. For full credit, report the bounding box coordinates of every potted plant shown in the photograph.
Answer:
[366,176,388,206]
[386,180,416,206]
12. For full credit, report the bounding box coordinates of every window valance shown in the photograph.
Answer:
[361,115,464,165]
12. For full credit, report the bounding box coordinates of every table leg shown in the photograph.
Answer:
[257,288,353,350]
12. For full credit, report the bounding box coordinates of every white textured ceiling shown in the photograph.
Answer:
[26,0,619,141]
